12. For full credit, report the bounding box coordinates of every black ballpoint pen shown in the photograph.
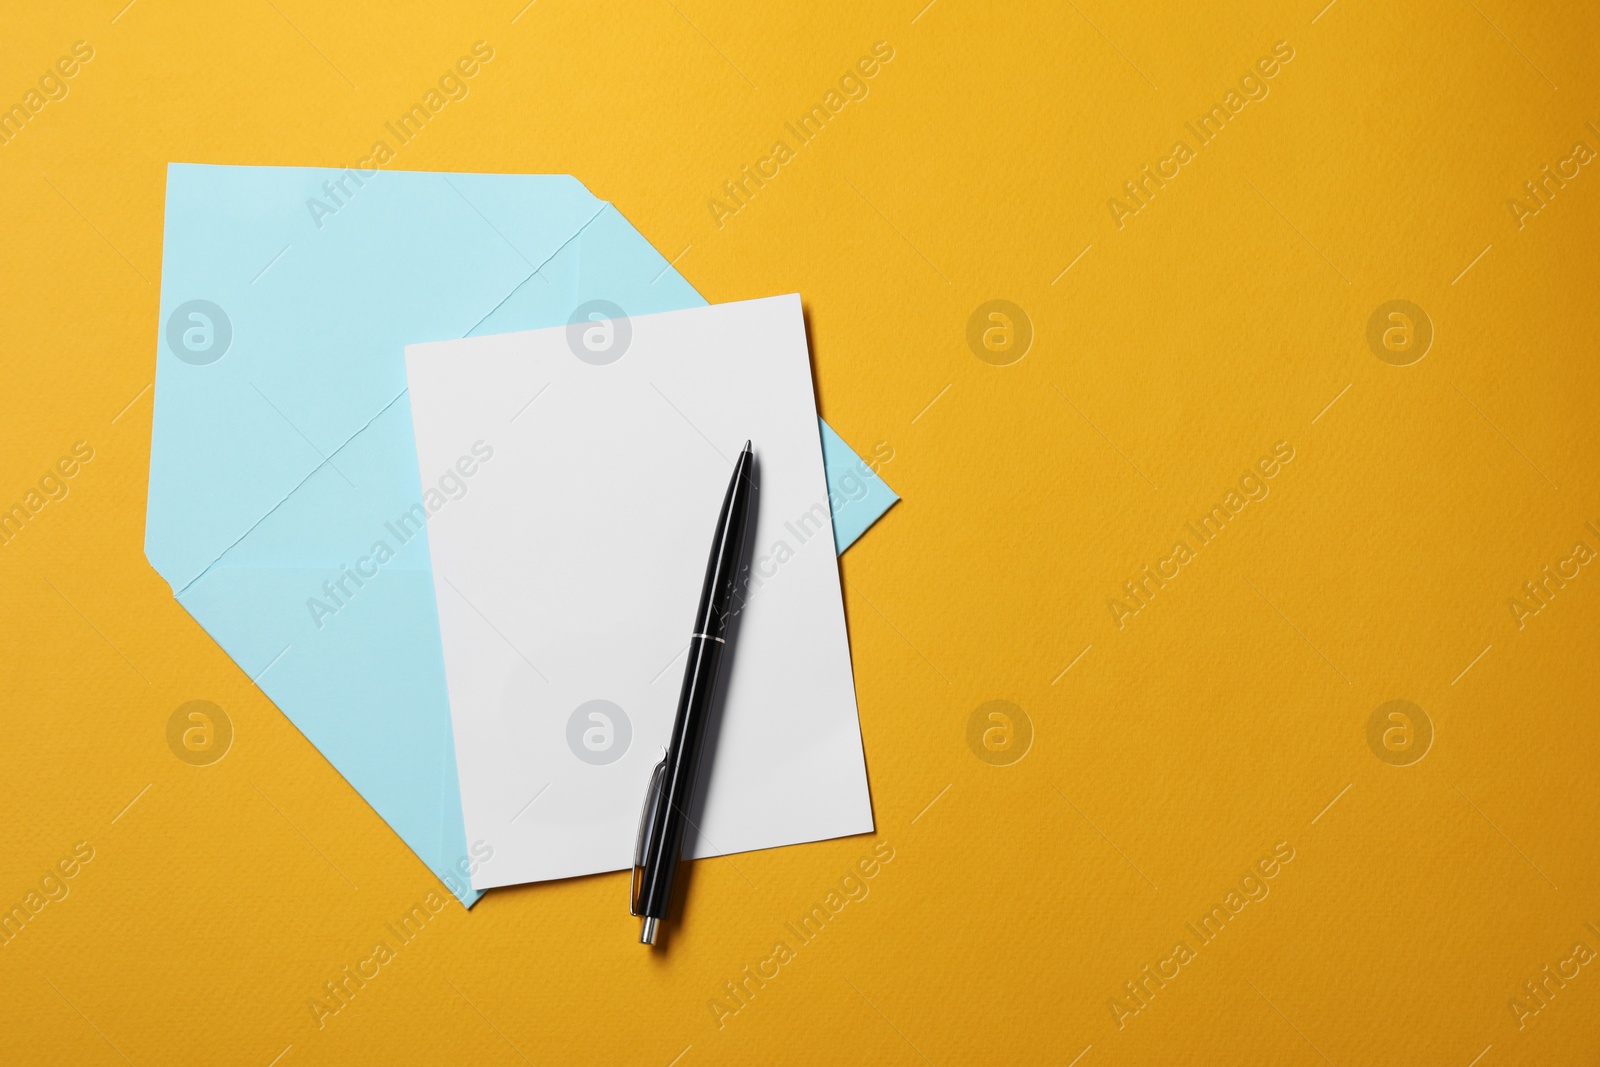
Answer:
[632,441,755,946]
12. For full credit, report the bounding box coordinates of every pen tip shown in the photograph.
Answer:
[742,440,752,453]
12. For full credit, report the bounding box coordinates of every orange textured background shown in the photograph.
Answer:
[1,0,1597,1063]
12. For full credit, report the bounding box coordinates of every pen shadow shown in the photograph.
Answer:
[654,449,762,955]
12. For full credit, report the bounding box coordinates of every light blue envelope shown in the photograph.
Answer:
[146,164,898,905]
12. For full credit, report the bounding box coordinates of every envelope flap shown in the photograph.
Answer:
[146,165,604,593]
[433,172,607,284]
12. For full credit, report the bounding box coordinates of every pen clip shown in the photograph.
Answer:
[630,757,668,916]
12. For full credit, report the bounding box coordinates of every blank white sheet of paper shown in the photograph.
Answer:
[404,293,874,889]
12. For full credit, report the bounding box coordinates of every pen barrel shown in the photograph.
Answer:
[636,633,726,920]
[691,457,754,642]
[636,446,754,925]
